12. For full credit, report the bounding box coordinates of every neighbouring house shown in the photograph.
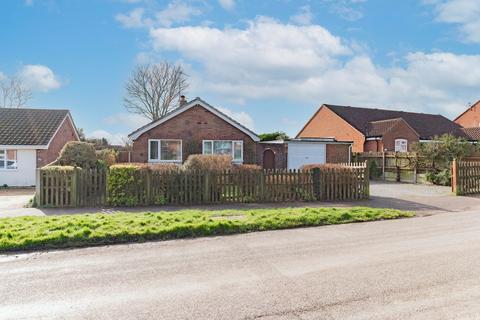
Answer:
[454,100,480,128]
[297,104,468,153]
[0,108,79,186]
[128,97,352,169]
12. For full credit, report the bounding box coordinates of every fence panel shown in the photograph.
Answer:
[37,163,369,208]
[452,160,480,195]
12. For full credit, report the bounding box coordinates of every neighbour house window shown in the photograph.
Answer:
[148,139,182,162]
[0,149,17,170]
[202,140,243,162]
[395,139,408,152]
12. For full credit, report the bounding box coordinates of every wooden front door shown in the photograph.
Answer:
[263,149,275,169]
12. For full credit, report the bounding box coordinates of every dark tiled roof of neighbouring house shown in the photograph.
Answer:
[365,118,412,137]
[325,104,468,140]
[0,108,70,146]
[461,127,480,141]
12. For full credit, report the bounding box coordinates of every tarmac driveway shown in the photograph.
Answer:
[0,188,34,211]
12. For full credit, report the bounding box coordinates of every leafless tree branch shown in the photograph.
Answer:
[123,62,189,121]
[0,77,32,108]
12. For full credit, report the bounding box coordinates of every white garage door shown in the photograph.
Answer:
[287,142,326,170]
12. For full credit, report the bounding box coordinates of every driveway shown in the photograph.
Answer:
[2,210,480,319]
[1,181,479,217]
[0,188,34,211]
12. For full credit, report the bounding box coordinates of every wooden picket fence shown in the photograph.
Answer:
[36,163,369,208]
[451,159,480,195]
[36,168,107,208]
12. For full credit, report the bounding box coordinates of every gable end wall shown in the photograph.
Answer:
[131,105,257,163]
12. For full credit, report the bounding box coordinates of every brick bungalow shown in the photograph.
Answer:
[0,108,79,186]
[297,104,468,152]
[128,97,352,169]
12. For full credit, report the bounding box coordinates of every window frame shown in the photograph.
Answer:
[148,139,183,163]
[394,139,408,152]
[202,140,244,163]
[0,149,18,171]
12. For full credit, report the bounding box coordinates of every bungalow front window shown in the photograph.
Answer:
[0,149,17,170]
[202,140,243,162]
[395,139,408,152]
[148,139,182,162]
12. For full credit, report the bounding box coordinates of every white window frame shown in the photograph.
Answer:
[395,139,408,152]
[148,139,183,163]
[202,140,243,163]
[0,149,18,171]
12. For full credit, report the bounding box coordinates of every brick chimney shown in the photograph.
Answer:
[179,95,187,107]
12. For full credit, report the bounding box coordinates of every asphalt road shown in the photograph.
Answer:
[2,210,480,320]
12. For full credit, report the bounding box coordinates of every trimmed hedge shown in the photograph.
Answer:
[107,165,146,206]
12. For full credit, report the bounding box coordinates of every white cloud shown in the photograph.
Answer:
[156,1,202,27]
[17,65,61,92]
[24,0,34,6]
[88,130,126,145]
[428,0,480,43]
[290,5,313,25]
[323,0,366,21]
[147,17,480,119]
[218,0,235,11]
[217,107,255,130]
[115,1,202,29]
[116,8,149,28]
[105,113,150,131]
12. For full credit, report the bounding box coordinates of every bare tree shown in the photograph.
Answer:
[0,77,32,108]
[123,62,189,121]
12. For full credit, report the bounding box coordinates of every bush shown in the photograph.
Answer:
[233,164,262,172]
[259,131,289,141]
[426,169,451,186]
[368,161,382,180]
[300,163,347,170]
[183,154,232,172]
[107,165,146,206]
[57,141,97,169]
[96,149,117,167]
[42,165,75,172]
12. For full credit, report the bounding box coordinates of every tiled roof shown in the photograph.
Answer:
[365,118,407,137]
[0,108,70,146]
[461,127,480,141]
[325,104,467,140]
[128,97,260,141]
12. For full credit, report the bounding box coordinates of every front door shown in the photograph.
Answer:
[263,149,275,169]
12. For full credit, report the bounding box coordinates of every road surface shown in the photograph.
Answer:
[2,209,480,319]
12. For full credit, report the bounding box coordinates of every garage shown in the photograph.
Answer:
[287,140,327,169]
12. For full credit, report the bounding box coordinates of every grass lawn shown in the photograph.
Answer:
[0,207,413,252]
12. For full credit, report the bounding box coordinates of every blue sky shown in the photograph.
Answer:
[2,0,480,144]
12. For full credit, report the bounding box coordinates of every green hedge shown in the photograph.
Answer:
[107,165,146,206]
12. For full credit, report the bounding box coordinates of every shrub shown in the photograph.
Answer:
[233,164,262,172]
[300,163,347,170]
[259,131,289,141]
[426,169,451,186]
[107,165,146,206]
[368,161,382,180]
[57,141,97,169]
[183,154,232,172]
[96,149,117,167]
[42,165,75,172]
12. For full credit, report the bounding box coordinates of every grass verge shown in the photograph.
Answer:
[0,207,413,252]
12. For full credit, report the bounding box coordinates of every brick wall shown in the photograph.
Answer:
[364,140,383,152]
[37,116,79,167]
[256,143,288,169]
[455,102,480,128]
[297,106,366,152]
[326,144,351,163]
[131,105,257,163]
[381,120,419,151]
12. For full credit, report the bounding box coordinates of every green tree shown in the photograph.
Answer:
[259,131,289,141]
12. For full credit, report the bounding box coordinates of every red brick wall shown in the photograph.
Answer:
[297,106,366,152]
[455,102,480,128]
[256,143,287,169]
[326,144,351,163]
[37,116,79,167]
[131,105,257,163]
[364,140,383,152]
[381,121,419,151]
